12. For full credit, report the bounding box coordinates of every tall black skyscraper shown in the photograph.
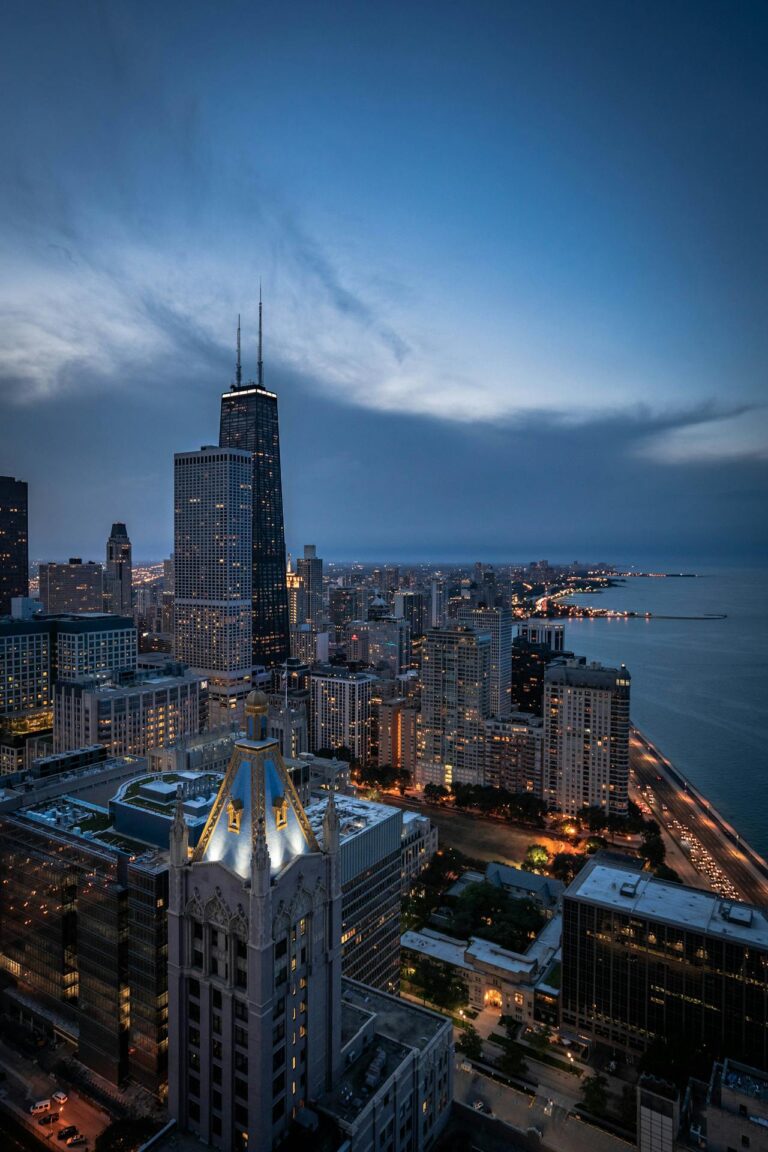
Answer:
[105,522,133,616]
[0,476,29,615]
[219,304,290,669]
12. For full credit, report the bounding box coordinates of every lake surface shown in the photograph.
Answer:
[563,568,768,858]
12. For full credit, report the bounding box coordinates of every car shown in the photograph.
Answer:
[66,1138,86,1148]
[30,1099,51,1115]
[58,1127,78,1142]
[52,1090,69,1104]
[39,1112,60,1126]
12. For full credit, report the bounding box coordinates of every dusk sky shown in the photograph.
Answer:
[1,1,767,564]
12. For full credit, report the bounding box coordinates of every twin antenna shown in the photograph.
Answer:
[234,284,264,389]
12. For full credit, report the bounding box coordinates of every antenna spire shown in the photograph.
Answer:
[235,313,242,389]
[257,281,264,387]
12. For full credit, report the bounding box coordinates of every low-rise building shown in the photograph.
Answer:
[402,913,561,1027]
[682,1060,768,1152]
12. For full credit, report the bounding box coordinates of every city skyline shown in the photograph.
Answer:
[1,2,767,564]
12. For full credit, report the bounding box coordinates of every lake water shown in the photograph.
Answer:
[562,568,768,858]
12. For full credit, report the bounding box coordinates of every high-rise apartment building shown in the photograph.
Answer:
[39,559,104,614]
[561,855,768,1069]
[104,522,133,616]
[219,307,290,670]
[310,664,378,762]
[0,476,28,615]
[417,626,491,788]
[484,712,543,794]
[296,544,323,628]
[377,697,419,777]
[511,630,575,716]
[285,556,306,627]
[174,447,253,724]
[429,579,446,629]
[457,603,512,716]
[329,586,357,644]
[543,660,630,814]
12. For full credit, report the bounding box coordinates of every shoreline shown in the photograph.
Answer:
[631,727,768,905]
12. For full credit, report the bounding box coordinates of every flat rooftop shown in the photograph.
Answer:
[722,1060,768,1103]
[305,794,400,844]
[401,928,471,970]
[342,978,450,1051]
[567,858,768,949]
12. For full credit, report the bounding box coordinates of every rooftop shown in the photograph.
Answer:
[401,927,472,970]
[305,794,400,845]
[721,1060,768,1103]
[342,978,449,1050]
[566,857,768,948]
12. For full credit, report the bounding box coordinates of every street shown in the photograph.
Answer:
[0,1039,109,1150]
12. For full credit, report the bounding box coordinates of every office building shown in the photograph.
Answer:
[311,665,378,762]
[267,693,309,758]
[54,665,206,755]
[560,855,768,1068]
[457,603,512,716]
[0,612,136,771]
[219,306,290,670]
[394,590,426,638]
[484,712,543,794]
[306,793,403,990]
[167,692,452,1151]
[511,630,574,716]
[329,586,358,644]
[416,626,490,788]
[543,660,630,814]
[637,1076,680,1152]
[104,522,133,616]
[39,559,104,614]
[0,757,184,1090]
[518,621,565,652]
[401,810,438,892]
[174,447,253,723]
[682,1059,768,1152]
[346,617,411,675]
[286,556,306,627]
[296,544,323,628]
[0,475,28,615]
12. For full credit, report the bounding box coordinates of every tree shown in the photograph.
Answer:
[578,805,608,834]
[580,1073,609,1117]
[527,1026,552,1058]
[524,844,550,871]
[95,1120,161,1152]
[449,882,545,953]
[654,862,682,884]
[424,782,449,804]
[456,1024,483,1061]
[396,768,411,795]
[419,958,468,1010]
[640,832,666,869]
[497,1044,528,1079]
[550,852,586,884]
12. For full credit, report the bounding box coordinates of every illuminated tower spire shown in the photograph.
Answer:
[235,313,242,389]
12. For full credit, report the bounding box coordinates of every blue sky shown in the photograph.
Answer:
[1,0,766,563]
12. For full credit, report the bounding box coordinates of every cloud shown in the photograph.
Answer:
[636,404,768,464]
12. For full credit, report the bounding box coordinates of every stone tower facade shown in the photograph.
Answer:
[168,690,343,1151]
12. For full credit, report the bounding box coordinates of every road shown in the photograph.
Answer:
[453,1065,631,1152]
[383,795,573,865]
[630,730,768,907]
[0,1039,108,1150]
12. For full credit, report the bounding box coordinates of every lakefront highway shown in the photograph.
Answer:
[630,728,768,907]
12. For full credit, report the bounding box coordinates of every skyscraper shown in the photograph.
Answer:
[104,522,133,616]
[219,306,290,671]
[296,544,323,628]
[457,603,512,716]
[174,447,253,724]
[543,659,630,814]
[38,559,104,614]
[0,476,28,615]
[416,626,491,788]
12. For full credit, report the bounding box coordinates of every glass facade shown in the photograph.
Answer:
[561,893,768,1068]
[0,475,28,616]
[219,386,290,669]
